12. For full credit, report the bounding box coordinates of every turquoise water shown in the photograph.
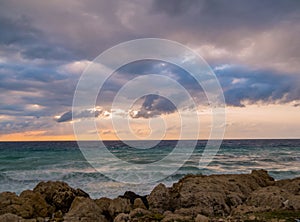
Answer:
[0,140,299,198]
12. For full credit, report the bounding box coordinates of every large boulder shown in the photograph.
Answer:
[19,190,54,218]
[147,170,275,217]
[33,181,89,213]
[64,196,108,222]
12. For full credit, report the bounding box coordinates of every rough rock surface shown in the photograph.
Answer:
[195,214,210,222]
[0,213,22,222]
[113,213,130,222]
[0,190,53,218]
[108,197,132,217]
[147,169,275,217]
[147,183,171,213]
[64,196,108,222]
[33,181,89,213]
[0,170,299,222]
[132,198,145,209]
[119,191,148,206]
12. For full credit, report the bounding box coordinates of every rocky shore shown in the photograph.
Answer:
[0,170,299,222]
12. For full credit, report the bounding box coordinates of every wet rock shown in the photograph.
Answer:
[64,196,108,222]
[33,181,89,213]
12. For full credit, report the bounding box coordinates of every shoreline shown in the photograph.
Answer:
[0,170,299,222]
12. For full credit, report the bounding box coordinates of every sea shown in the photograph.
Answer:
[0,139,299,199]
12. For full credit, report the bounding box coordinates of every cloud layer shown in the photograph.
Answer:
[0,0,299,137]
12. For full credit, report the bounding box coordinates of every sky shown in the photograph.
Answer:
[0,0,300,141]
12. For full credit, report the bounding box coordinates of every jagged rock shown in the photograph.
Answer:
[0,213,21,222]
[119,191,148,209]
[19,190,54,218]
[0,191,53,219]
[33,181,89,213]
[108,197,131,218]
[113,213,130,222]
[250,169,275,187]
[146,171,276,217]
[195,214,210,222]
[147,183,171,213]
[95,197,112,212]
[133,198,147,209]
[95,197,113,221]
[166,169,275,216]
[1,170,300,221]
[64,196,108,222]
[0,192,27,217]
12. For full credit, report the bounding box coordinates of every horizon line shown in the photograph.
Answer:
[0,138,300,142]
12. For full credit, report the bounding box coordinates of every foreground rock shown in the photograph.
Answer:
[33,181,89,213]
[0,170,299,221]
[64,197,108,222]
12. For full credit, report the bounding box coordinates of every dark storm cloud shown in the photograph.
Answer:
[0,0,299,65]
[56,111,72,123]
[0,15,78,61]
[99,60,300,108]
[56,108,106,123]
[216,66,300,107]
[0,60,79,120]
[0,15,40,45]
[130,94,177,119]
